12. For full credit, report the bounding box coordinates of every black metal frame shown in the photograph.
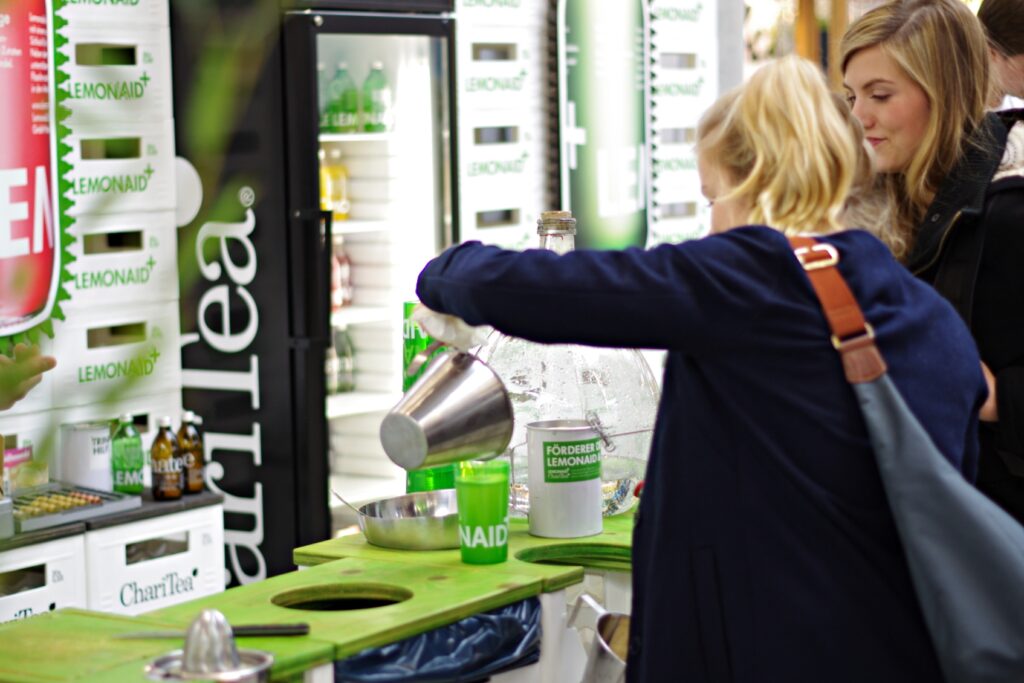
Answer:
[280,9,459,542]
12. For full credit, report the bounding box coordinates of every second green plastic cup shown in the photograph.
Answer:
[455,459,510,564]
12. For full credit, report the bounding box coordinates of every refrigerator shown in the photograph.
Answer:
[171,0,457,584]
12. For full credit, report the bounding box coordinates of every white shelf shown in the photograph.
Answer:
[328,472,406,508]
[326,391,402,419]
[332,219,394,235]
[331,306,393,327]
[319,132,395,143]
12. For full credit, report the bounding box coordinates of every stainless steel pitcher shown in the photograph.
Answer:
[380,346,514,471]
[571,593,629,683]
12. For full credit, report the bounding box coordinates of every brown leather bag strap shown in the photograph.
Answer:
[789,235,887,384]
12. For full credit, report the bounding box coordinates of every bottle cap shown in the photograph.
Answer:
[158,416,172,428]
[119,413,132,424]
[371,60,383,70]
[192,414,204,427]
[182,410,195,424]
[537,210,577,235]
[338,61,348,69]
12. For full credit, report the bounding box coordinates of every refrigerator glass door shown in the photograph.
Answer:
[302,16,455,526]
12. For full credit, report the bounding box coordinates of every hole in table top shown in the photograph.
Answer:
[271,583,412,611]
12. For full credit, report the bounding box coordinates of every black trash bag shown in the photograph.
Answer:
[334,596,542,683]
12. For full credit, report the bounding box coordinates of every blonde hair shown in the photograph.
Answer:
[696,55,860,235]
[841,0,990,259]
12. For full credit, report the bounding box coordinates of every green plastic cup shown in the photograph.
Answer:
[455,459,510,564]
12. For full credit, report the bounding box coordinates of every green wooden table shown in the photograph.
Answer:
[294,512,635,590]
[147,556,546,662]
[0,609,183,683]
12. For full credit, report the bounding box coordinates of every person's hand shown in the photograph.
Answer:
[0,344,56,411]
[411,304,490,352]
[980,361,998,422]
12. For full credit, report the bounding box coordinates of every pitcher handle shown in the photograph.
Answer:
[405,340,446,378]
[569,592,607,634]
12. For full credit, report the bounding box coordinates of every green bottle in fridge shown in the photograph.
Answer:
[402,301,454,493]
[362,61,392,133]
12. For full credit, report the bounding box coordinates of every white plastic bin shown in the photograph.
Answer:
[50,300,182,409]
[56,0,169,29]
[59,24,173,125]
[65,211,178,310]
[0,533,87,623]
[64,120,176,216]
[84,504,225,615]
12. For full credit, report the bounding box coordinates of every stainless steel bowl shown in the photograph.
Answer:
[356,489,459,550]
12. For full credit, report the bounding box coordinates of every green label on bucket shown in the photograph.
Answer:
[543,438,601,483]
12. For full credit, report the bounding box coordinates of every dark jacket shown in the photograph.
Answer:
[417,227,986,682]
[907,110,1024,522]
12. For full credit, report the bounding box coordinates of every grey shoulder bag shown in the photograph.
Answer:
[791,235,1024,683]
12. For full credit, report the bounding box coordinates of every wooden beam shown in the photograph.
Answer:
[795,0,820,64]
[829,0,848,88]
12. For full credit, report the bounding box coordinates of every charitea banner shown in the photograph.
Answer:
[558,0,651,250]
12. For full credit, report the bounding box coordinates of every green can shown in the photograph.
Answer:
[403,301,454,492]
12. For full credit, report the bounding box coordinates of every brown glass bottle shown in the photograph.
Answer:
[151,416,183,501]
[177,410,204,495]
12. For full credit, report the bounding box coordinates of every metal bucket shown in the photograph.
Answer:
[380,349,513,471]
[571,593,629,683]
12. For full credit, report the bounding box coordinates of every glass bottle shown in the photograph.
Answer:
[362,61,393,133]
[334,325,356,393]
[322,62,359,133]
[475,210,660,517]
[331,238,353,312]
[325,337,341,396]
[151,416,183,501]
[111,414,144,494]
[325,147,350,222]
[177,410,204,495]
[318,148,333,213]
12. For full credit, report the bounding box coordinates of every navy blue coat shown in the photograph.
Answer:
[416,226,987,683]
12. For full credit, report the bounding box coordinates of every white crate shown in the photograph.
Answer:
[56,0,169,28]
[456,0,548,29]
[0,336,56,417]
[64,120,176,216]
[51,300,181,409]
[651,4,715,48]
[458,28,543,112]
[65,212,178,311]
[458,196,544,247]
[0,534,87,623]
[84,504,224,615]
[59,25,173,126]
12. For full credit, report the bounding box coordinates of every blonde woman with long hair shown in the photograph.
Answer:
[843,0,1024,524]
[413,55,985,681]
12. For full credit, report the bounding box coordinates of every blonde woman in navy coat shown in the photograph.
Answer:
[416,56,986,682]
